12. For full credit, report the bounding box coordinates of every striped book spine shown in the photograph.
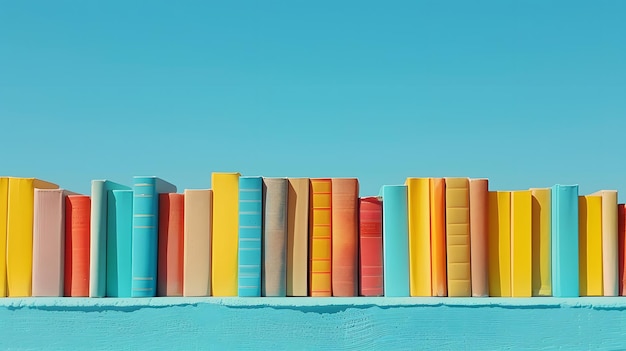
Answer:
[263,178,289,297]
[287,178,309,296]
[64,195,91,297]
[445,177,471,297]
[430,178,447,297]
[32,189,65,297]
[531,188,552,296]
[331,178,359,297]
[238,177,262,297]
[309,179,332,296]
[381,185,409,297]
[551,184,579,297]
[511,190,532,297]
[183,189,212,297]
[469,179,488,297]
[211,172,240,296]
[107,189,133,297]
[359,196,383,296]
[406,178,431,297]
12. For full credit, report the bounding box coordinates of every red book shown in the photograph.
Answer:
[331,178,359,296]
[619,204,626,295]
[64,195,91,297]
[359,196,383,296]
[158,193,185,296]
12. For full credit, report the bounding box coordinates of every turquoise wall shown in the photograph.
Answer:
[2,297,626,350]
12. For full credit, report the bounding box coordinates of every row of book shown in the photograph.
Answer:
[0,175,624,298]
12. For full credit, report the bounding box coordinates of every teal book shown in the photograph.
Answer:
[107,189,133,297]
[132,176,177,297]
[89,180,130,297]
[551,184,579,297]
[380,185,410,297]
[238,176,263,297]
[262,178,289,297]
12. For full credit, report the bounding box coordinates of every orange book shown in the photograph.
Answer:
[619,204,626,295]
[309,179,332,296]
[64,195,91,297]
[331,178,359,297]
[469,179,489,297]
[158,193,185,296]
[430,178,447,296]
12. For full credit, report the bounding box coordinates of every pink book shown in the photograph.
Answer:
[32,189,66,297]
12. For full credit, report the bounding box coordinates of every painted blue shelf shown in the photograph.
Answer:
[2,297,626,350]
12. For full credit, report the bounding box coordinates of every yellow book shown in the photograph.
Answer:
[444,177,471,297]
[211,172,240,296]
[488,191,511,297]
[511,190,532,297]
[591,190,618,296]
[530,188,551,296]
[309,179,332,296]
[6,177,58,297]
[405,178,431,296]
[578,195,603,296]
[0,177,8,297]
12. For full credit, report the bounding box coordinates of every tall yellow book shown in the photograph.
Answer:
[309,179,332,296]
[530,188,551,296]
[0,177,8,297]
[591,190,618,296]
[6,177,58,297]
[445,177,471,297]
[405,178,431,296]
[578,195,603,296]
[211,172,240,296]
[488,191,511,297]
[511,190,532,297]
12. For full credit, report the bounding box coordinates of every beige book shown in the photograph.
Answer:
[184,189,213,296]
[287,178,309,296]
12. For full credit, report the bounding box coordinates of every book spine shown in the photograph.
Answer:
[619,204,626,295]
[406,178,431,297]
[488,191,511,297]
[430,178,447,297]
[287,178,310,297]
[531,188,552,296]
[238,177,262,297]
[469,179,488,297]
[32,189,65,297]
[158,193,185,297]
[578,195,603,296]
[0,178,8,297]
[445,178,471,297]
[106,190,133,297]
[89,180,107,297]
[263,178,289,297]
[211,173,240,296]
[511,190,532,297]
[381,185,409,297]
[359,196,383,296]
[132,177,159,297]
[331,178,358,297]
[309,179,333,296]
[551,184,579,297]
[184,189,212,297]
[6,178,35,297]
[601,191,618,296]
[64,195,91,297]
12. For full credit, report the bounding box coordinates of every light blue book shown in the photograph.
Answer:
[107,189,133,297]
[89,180,130,297]
[238,176,263,297]
[131,176,176,297]
[380,185,409,297]
[551,184,579,297]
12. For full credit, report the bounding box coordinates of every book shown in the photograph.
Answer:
[64,195,91,297]
[358,196,384,296]
[488,191,511,297]
[469,179,488,297]
[430,178,447,297]
[380,185,409,297]
[530,188,552,296]
[106,189,133,297]
[32,189,65,297]
[619,204,626,295]
[6,177,58,297]
[263,178,289,297]
[551,184,580,297]
[238,177,262,297]
[131,176,177,297]
[591,190,618,296]
[330,178,359,297]
[287,178,309,297]
[0,177,8,297]
[89,180,131,297]
[578,195,603,296]
[309,178,332,296]
[184,189,212,297]
[445,177,471,297]
[511,190,532,297]
[157,193,184,297]
[405,178,431,297]
[211,172,240,296]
